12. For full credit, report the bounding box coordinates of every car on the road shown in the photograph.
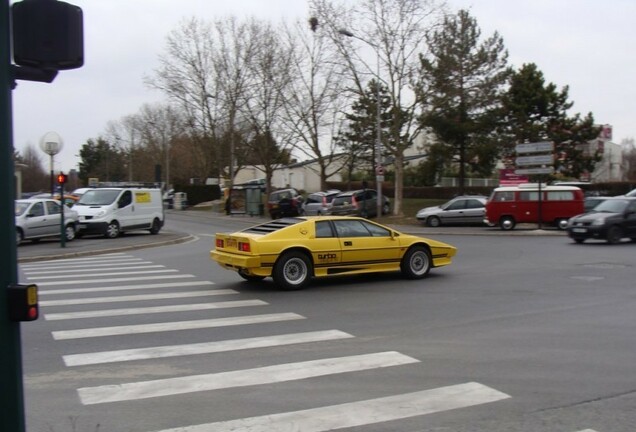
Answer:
[566,197,636,244]
[267,188,304,219]
[625,188,636,197]
[15,198,79,245]
[301,189,341,215]
[211,216,456,290]
[416,195,488,227]
[329,189,390,218]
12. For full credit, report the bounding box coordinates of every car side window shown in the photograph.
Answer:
[46,201,61,215]
[446,200,465,210]
[361,221,391,237]
[315,221,334,238]
[118,191,132,207]
[466,199,484,209]
[333,220,372,237]
[30,202,44,217]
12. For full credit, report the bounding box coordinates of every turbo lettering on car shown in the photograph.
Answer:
[317,253,337,261]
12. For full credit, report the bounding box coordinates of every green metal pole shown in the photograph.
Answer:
[1,0,28,431]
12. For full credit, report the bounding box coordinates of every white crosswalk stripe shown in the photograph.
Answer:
[78,351,413,404]
[28,268,178,279]
[36,274,197,286]
[52,312,306,340]
[38,281,215,295]
[45,299,268,321]
[20,259,147,271]
[147,382,511,432]
[63,329,353,366]
[23,264,166,275]
[40,289,238,306]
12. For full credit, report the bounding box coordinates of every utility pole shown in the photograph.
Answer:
[1,2,26,431]
[2,2,84,430]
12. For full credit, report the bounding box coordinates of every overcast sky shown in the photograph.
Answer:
[11,0,636,173]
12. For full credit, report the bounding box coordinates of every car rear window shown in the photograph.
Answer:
[332,195,352,205]
[242,218,302,234]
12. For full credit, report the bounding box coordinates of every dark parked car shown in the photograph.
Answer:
[583,196,609,213]
[416,195,487,227]
[267,188,304,219]
[566,197,636,244]
[329,189,390,218]
[301,190,341,215]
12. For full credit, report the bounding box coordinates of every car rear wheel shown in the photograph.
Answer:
[149,218,161,234]
[401,245,431,279]
[499,216,515,230]
[105,221,120,238]
[273,251,312,290]
[426,216,441,227]
[556,218,569,230]
[606,226,623,244]
[574,238,585,244]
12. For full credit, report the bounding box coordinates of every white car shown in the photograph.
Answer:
[15,198,79,245]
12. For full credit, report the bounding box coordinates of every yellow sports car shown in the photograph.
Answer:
[210,216,456,290]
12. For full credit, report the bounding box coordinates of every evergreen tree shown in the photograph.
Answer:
[418,9,510,193]
[500,63,601,178]
[78,138,127,184]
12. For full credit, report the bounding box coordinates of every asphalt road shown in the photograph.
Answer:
[18,209,634,432]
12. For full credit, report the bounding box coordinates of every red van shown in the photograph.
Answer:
[485,184,585,230]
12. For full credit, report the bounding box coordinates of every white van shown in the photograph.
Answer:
[74,188,164,238]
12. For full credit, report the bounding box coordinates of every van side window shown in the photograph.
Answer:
[547,191,574,201]
[119,191,132,208]
[519,191,539,201]
[494,191,514,201]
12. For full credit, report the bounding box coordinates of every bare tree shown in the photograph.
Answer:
[240,20,296,193]
[280,17,349,191]
[147,18,222,183]
[310,0,446,215]
[105,114,141,182]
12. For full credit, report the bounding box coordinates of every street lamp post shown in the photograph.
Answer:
[338,29,383,218]
[39,131,63,196]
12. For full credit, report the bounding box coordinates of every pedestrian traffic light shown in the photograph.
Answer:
[7,284,39,322]
[56,172,67,185]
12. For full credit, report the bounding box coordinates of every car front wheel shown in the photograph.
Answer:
[401,245,431,279]
[607,226,623,244]
[64,224,76,242]
[273,251,312,290]
[426,216,441,227]
[16,229,24,246]
[499,216,516,230]
[105,221,120,238]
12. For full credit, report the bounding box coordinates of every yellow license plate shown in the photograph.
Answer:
[226,238,237,248]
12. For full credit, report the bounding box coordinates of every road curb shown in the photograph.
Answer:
[18,234,196,263]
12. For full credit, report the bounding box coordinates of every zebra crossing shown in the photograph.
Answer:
[20,253,597,432]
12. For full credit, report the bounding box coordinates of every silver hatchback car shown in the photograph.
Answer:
[301,190,341,215]
[416,195,487,227]
[15,198,79,245]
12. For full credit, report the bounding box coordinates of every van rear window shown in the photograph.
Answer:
[546,191,575,201]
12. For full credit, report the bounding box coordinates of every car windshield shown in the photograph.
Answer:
[15,201,29,216]
[593,199,629,213]
[77,190,120,205]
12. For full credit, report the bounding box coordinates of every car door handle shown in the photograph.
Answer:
[344,241,352,246]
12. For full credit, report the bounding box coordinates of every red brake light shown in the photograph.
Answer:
[351,195,358,208]
[216,239,224,248]
[238,242,251,252]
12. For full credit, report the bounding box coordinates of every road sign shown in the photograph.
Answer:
[516,141,553,154]
[515,155,554,166]
[515,167,554,175]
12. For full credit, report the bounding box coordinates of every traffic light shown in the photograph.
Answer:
[56,171,67,185]
[7,284,39,322]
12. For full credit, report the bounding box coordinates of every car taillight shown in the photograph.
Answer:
[215,239,224,248]
[238,242,251,252]
[351,195,358,209]
[322,197,328,205]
